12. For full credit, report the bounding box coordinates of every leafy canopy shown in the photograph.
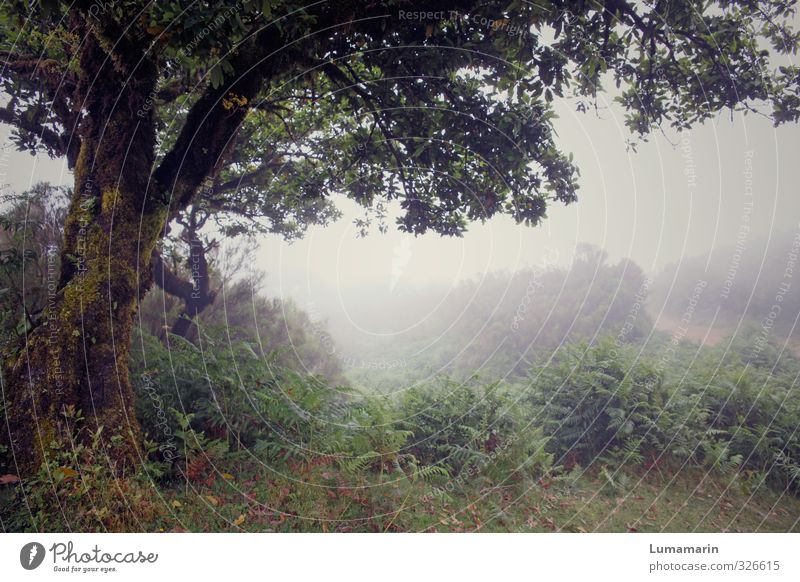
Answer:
[1,0,798,237]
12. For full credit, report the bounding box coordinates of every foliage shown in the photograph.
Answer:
[3,0,799,241]
[528,336,800,492]
[1,406,165,532]
[0,183,68,354]
[131,326,341,460]
[4,322,800,531]
[529,338,663,466]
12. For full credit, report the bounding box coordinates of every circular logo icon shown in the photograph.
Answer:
[20,542,46,570]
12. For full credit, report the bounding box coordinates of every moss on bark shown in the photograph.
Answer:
[1,31,164,477]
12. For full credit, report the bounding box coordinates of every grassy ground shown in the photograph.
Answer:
[11,463,791,533]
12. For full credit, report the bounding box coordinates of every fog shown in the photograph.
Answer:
[254,100,800,344]
[3,93,799,344]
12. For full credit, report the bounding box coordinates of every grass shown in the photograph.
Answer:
[9,461,792,533]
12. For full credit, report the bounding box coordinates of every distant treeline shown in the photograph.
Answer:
[650,230,800,332]
[334,244,654,387]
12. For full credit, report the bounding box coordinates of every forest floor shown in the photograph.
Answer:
[88,465,799,533]
[3,462,799,532]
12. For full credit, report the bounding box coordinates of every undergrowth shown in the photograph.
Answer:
[2,330,799,532]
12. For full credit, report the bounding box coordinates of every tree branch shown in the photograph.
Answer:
[151,249,194,300]
[152,48,270,214]
[322,62,414,196]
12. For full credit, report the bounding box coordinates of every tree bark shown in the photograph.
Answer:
[2,21,267,477]
[152,237,217,341]
[170,234,216,339]
[2,33,164,476]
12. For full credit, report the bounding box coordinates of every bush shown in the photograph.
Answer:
[399,376,553,483]
[529,339,665,466]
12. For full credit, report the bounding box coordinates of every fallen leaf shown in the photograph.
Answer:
[232,514,245,526]
[221,473,235,480]
[205,495,219,506]
[56,467,78,481]
[0,474,20,485]
[171,500,182,508]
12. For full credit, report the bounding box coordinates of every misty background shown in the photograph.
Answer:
[3,93,799,377]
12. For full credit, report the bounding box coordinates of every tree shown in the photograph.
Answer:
[1,0,798,475]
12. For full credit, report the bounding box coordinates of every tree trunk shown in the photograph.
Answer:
[2,35,164,476]
[152,234,217,341]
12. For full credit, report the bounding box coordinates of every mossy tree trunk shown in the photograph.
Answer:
[2,34,164,476]
[2,22,264,477]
